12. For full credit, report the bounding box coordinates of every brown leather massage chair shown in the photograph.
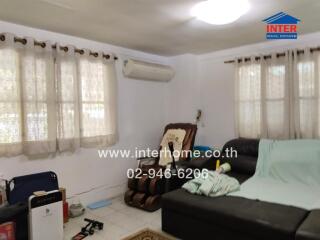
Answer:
[124,123,197,212]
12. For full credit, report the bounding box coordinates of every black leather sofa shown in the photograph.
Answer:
[162,138,320,240]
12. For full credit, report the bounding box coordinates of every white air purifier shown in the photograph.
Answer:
[28,190,63,240]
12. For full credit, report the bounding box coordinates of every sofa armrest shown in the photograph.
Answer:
[296,210,320,240]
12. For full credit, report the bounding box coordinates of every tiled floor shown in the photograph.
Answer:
[64,195,169,240]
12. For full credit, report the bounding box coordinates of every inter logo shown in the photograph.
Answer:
[263,12,300,40]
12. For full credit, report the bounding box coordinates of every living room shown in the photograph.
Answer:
[0,0,319,240]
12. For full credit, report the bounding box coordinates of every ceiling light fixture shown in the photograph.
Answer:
[191,0,250,25]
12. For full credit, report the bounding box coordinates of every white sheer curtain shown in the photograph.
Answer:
[0,34,22,156]
[235,53,289,139]
[262,53,290,139]
[0,34,20,156]
[235,49,320,139]
[78,51,117,148]
[55,45,80,152]
[56,48,117,150]
[235,57,262,138]
[293,48,320,138]
[0,33,117,157]
[0,33,56,156]
[21,37,56,156]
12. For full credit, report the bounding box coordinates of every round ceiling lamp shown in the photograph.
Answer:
[191,0,250,25]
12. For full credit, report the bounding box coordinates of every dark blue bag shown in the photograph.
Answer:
[6,171,59,205]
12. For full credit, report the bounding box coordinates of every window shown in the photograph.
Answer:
[297,61,318,138]
[265,65,286,138]
[22,55,49,141]
[0,34,117,157]
[56,59,78,141]
[236,50,320,139]
[0,49,21,144]
[79,60,107,138]
[236,60,287,139]
[237,64,261,138]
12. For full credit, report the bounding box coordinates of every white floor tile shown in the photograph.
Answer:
[109,211,146,231]
[91,221,127,240]
[63,197,172,240]
[119,206,150,220]
[109,201,128,211]
[90,206,116,219]
[64,222,82,240]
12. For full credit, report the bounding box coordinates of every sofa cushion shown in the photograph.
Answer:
[163,189,308,240]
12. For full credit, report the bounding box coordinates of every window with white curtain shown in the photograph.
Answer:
[0,48,21,145]
[264,63,288,139]
[78,52,117,148]
[236,49,320,139]
[235,58,287,139]
[236,63,261,138]
[22,53,54,143]
[297,61,315,138]
[56,60,78,139]
[79,59,106,138]
[295,54,320,139]
[0,33,117,157]
[55,45,80,152]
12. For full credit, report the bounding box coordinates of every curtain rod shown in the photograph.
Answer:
[0,34,118,61]
[224,47,320,64]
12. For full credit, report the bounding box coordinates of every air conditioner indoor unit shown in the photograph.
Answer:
[123,59,175,82]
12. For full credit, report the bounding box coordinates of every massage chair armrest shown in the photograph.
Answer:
[296,210,320,240]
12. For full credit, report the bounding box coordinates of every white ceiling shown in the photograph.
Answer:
[0,0,319,56]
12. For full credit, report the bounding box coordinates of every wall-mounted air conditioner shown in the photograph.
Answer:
[123,59,175,82]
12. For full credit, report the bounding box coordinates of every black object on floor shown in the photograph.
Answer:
[72,218,104,239]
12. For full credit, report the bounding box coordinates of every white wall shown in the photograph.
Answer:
[165,54,199,123]
[0,21,170,204]
[173,32,320,149]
